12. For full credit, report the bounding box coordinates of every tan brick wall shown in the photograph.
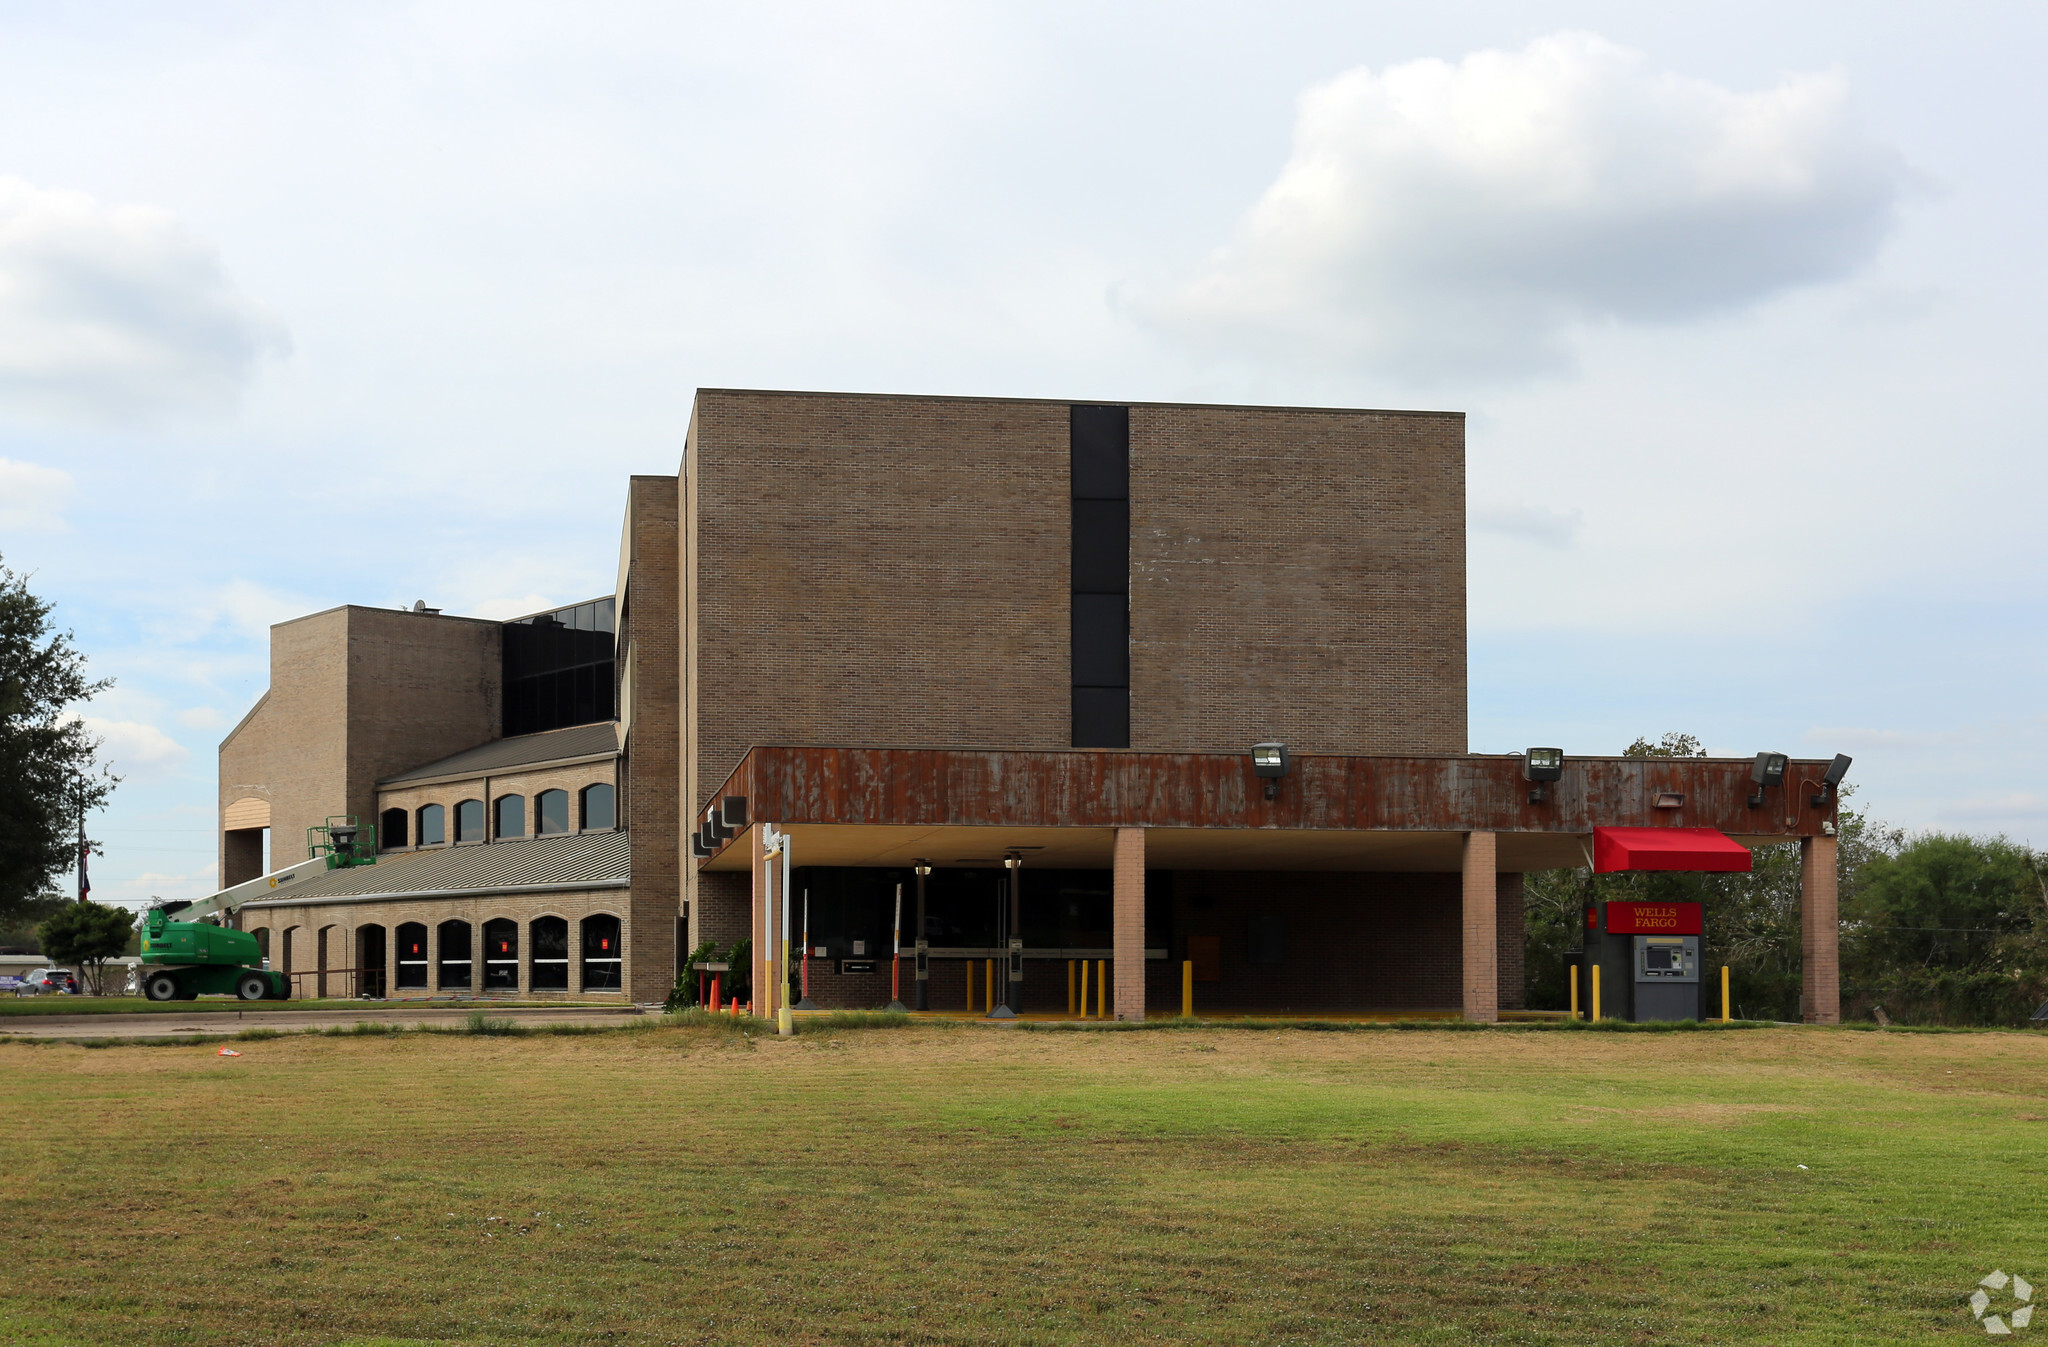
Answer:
[622,476,681,1003]
[1129,405,1466,756]
[243,888,633,1000]
[1496,873,1526,1012]
[219,607,500,883]
[684,391,1072,812]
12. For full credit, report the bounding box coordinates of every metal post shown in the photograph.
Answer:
[913,860,930,1011]
[1591,964,1602,1023]
[779,830,794,1034]
[888,882,907,1012]
[1721,965,1731,1023]
[796,889,816,1009]
[1182,960,1193,1018]
[990,853,1021,1018]
[1078,959,1089,1019]
[1569,964,1579,1020]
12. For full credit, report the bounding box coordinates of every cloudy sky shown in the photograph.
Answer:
[1,2,2041,906]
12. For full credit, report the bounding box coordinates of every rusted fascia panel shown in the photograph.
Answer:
[695,746,1840,854]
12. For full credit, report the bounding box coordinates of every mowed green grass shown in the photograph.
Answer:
[0,997,622,1017]
[3,1022,2043,1345]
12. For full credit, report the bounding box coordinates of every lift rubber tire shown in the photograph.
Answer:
[143,971,181,1002]
[236,971,270,1002]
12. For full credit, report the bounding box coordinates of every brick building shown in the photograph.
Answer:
[214,389,1847,1021]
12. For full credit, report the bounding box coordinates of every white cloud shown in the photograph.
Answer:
[0,175,289,422]
[0,457,72,530]
[93,863,218,911]
[191,579,316,641]
[65,713,190,781]
[1472,500,1582,548]
[175,706,228,731]
[1139,32,1907,380]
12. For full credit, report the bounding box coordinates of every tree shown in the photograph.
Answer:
[0,555,116,922]
[36,901,138,996]
[1842,833,2047,1025]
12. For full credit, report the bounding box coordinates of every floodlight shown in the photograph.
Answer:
[1811,753,1853,807]
[1523,747,1564,804]
[1749,752,1788,807]
[721,796,748,828]
[1252,743,1289,778]
[913,858,932,877]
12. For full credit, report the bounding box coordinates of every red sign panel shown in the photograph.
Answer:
[1605,902,1703,935]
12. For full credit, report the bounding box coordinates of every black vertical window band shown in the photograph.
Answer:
[1071,405,1130,748]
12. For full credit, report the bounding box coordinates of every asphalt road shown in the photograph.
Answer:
[0,1003,653,1041]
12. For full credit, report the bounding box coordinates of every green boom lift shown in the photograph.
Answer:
[137,816,376,1002]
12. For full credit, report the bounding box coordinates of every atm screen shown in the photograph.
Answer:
[1645,946,1678,971]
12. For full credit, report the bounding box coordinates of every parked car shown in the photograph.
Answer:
[16,968,79,995]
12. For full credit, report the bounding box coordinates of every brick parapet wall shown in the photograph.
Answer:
[624,476,682,1004]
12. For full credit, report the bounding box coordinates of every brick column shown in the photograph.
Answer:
[1801,835,1840,1025]
[1461,832,1498,1023]
[1495,872,1525,1011]
[1113,827,1146,1021]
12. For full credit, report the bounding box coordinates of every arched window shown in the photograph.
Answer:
[536,789,570,835]
[580,783,615,831]
[281,926,297,975]
[418,803,446,846]
[437,920,473,991]
[396,923,429,989]
[455,799,485,843]
[495,795,526,839]
[531,916,569,990]
[581,914,623,991]
[357,925,387,999]
[252,928,270,961]
[380,807,408,849]
[483,918,519,990]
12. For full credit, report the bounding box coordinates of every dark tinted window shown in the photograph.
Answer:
[536,789,570,835]
[379,808,408,849]
[418,803,445,846]
[531,916,569,990]
[502,597,616,737]
[1070,594,1129,687]
[1070,498,1130,593]
[437,920,472,991]
[455,799,484,843]
[581,914,622,991]
[580,783,615,830]
[494,795,524,839]
[396,922,429,989]
[1070,405,1130,499]
[1072,687,1129,750]
[483,917,519,990]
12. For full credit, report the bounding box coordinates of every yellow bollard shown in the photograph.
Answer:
[1591,964,1601,1023]
[1097,959,1107,1018]
[985,959,995,1014]
[965,959,974,1013]
[1068,960,1076,1016]
[1182,960,1193,1018]
[1078,959,1090,1018]
[1569,965,1579,1021]
[1721,965,1731,1023]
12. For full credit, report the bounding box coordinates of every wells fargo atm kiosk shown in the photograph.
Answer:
[1580,900,1704,1022]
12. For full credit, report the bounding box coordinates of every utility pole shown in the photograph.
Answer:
[76,777,90,904]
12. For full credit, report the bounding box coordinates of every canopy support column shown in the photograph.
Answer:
[1801,835,1840,1024]
[1113,827,1146,1021]
[1462,831,1498,1023]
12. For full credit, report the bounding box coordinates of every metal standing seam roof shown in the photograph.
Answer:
[244,830,630,905]
[379,721,619,784]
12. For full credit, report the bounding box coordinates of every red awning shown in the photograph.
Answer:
[1592,827,1753,874]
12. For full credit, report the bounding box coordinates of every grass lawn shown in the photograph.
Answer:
[3,1019,2042,1345]
[0,997,626,1017]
